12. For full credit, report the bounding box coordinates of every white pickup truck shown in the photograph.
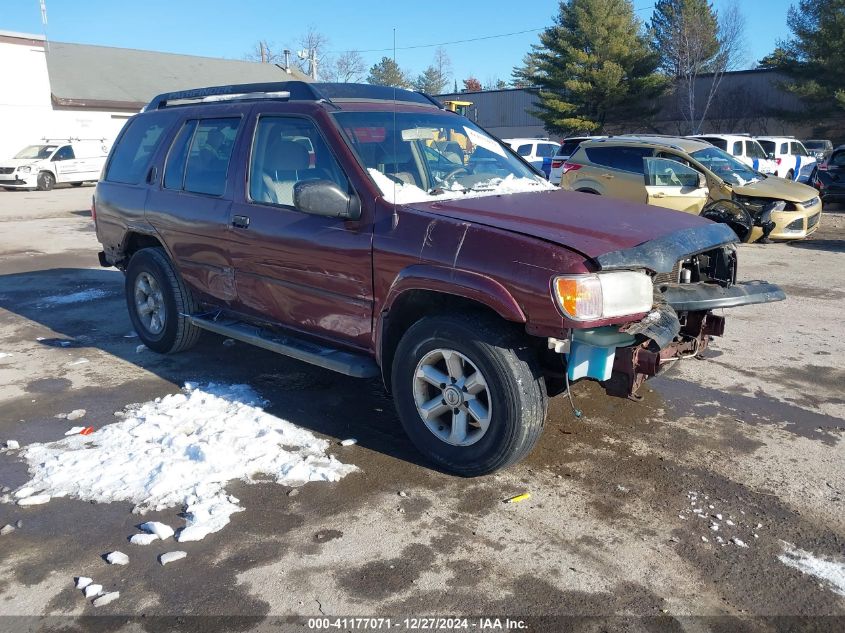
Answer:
[0,139,110,191]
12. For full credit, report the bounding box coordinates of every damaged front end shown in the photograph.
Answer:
[578,223,785,400]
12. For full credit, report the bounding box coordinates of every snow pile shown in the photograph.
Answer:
[778,543,845,596]
[368,168,554,205]
[10,383,356,541]
[38,288,113,306]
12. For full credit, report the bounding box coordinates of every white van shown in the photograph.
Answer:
[0,139,110,191]
[690,134,778,176]
[754,136,816,182]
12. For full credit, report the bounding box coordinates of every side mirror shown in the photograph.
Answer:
[767,153,775,160]
[293,179,361,220]
[698,173,707,188]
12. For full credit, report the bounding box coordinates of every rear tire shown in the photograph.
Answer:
[125,247,201,353]
[786,170,795,180]
[391,314,547,476]
[36,172,55,191]
[576,188,599,194]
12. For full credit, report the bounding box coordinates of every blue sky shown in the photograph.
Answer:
[4,0,793,85]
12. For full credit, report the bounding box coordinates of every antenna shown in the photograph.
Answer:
[392,27,398,223]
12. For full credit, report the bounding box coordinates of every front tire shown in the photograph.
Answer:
[391,314,547,476]
[36,172,55,191]
[786,169,795,180]
[125,247,201,353]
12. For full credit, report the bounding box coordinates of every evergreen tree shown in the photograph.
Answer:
[764,0,845,115]
[523,0,666,134]
[367,57,412,88]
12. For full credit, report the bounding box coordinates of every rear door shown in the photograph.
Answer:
[643,157,708,213]
[144,113,244,304]
[227,109,375,350]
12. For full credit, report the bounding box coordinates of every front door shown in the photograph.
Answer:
[228,112,374,350]
[643,157,709,214]
[51,145,78,183]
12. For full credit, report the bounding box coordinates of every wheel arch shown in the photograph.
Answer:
[377,266,527,391]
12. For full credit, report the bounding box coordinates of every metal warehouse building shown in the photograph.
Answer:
[437,69,836,141]
[0,30,309,160]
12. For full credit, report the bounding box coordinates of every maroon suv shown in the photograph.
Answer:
[94,82,784,476]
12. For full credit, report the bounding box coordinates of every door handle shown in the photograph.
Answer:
[232,215,250,229]
[600,173,614,179]
[653,192,666,198]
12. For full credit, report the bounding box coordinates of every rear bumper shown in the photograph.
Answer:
[660,280,786,311]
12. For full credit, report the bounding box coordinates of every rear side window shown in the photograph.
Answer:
[557,140,583,157]
[164,118,240,196]
[516,144,532,156]
[585,146,652,173]
[780,142,788,154]
[106,116,169,184]
[732,141,743,155]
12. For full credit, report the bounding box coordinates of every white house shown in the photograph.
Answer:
[0,30,308,160]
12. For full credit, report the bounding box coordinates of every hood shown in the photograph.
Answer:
[734,176,819,202]
[0,158,42,168]
[408,189,713,260]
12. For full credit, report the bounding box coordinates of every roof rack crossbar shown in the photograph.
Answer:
[145,81,324,110]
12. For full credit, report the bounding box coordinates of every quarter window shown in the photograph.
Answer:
[780,142,788,154]
[732,141,743,155]
[585,146,652,174]
[105,114,170,184]
[516,144,532,157]
[249,116,348,207]
[164,120,198,190]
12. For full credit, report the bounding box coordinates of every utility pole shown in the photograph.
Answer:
[297,48,317,79]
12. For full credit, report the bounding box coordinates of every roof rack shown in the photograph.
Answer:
[144,81,443,111]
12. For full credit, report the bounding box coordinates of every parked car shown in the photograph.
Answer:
[810,144,845,204]
[561,136,822,242]
[754,136,816,181]
[95,82,784,476]
[548,136,606,185]
[690,134,777,175]
[804,139,834,164]
[0,139,110,191]
[501,137,560,174]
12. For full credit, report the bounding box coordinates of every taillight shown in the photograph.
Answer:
[776,158,782,165]
[562,162,582,174]
[551,160,564,169]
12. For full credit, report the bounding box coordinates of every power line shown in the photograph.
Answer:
[327,6,656,56]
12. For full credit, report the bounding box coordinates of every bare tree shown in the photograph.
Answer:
[432,47,452,91]
[322,51,367,83]
[677,2,748,133]
[288,27,330,79]
[244,40,282,64]
[684,2,746,134]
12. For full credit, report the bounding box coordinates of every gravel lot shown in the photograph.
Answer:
[0,186,843,631]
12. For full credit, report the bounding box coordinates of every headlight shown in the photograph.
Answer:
[553,271,653,320]
[18,166,31,173]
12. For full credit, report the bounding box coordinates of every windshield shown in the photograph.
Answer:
[746,141,767,159]
[14,145,57,160]
[333,111,551,203]
[758,140,776,155]
[691,146,762,186]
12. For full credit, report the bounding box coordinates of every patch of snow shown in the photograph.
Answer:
[39,289,112,306]
[778,543,845,596]
[66,409,86,421]
[159,551,187,566]
[75,577,92,589]
[105,551,128,565]
[0,353,11,359]
[732,538,748,548]
[18,494,50,506]
[92,591,119,607]
[140,521,174,540]
[9,383,355,541]
[0,524,15,535]
[84,584,103,598]
[135,344,147,354]
[67,358,90,367]
[340,438,357,447]
[368,168,553,205]
[129,533,158,545]
[5,440,19,450]
[123,332,138,338]
[64,426,86,436]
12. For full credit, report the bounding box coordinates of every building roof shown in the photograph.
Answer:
[42,40,310,110]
